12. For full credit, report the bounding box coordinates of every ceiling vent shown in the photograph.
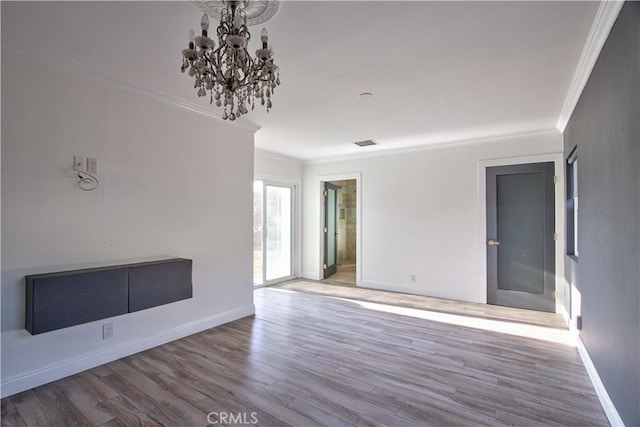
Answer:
[353,140,378,147]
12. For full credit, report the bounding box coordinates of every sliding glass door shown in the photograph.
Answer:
[253,181,294,286]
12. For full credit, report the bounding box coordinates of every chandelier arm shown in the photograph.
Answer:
[181,2,278,120]
[212,48,226,86]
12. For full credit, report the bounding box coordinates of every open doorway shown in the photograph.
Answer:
[324,179,357,285]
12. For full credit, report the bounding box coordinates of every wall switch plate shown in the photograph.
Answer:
[87,158,98,174]
[73,156,86,172]
[410,274,416,282]
[103,322,114,339]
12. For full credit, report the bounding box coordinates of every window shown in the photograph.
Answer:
[566,148,578,257]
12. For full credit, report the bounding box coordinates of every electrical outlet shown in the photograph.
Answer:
[73,156,86,172]
[103,322,114,339]
[576,315,582,331]
[411,274,416,282]
[87,158,98,174]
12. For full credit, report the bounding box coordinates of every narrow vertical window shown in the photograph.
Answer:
[566,148,578,257]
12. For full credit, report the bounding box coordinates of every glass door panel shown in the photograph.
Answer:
[323,183,338,278]
[496,173,544,294]
[253,181,264,286]
[264,184,293,282]
[327,187,336,266]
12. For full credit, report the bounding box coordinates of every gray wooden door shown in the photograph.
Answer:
[486,162,555,312]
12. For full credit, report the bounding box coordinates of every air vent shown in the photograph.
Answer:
[353,140,378,147]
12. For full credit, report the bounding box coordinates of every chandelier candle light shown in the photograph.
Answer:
[181,0,280,120]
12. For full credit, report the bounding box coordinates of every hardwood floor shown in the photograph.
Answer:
[2,281,609,426]
[325,272,356,285]
[326,265,356,285]
[274,281,568,330]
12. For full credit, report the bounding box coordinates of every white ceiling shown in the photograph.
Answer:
[2,1,600,161]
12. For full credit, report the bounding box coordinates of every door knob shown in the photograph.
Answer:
[487,239,500,246]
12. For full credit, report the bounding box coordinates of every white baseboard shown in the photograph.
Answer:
[358,280,482,303]
[359,279,414,294]
[301,271,320,280]
[576,336,625,427]
[0,305,255,398]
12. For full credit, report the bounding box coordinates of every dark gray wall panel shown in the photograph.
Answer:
[128,259,193,312]
[563,2,639,425]
[26,268,129,334]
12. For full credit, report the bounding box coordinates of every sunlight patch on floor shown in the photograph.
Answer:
[345,297,574,346]
[263,287,574,346]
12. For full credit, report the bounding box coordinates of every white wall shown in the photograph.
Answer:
[254,149,303,183]
[1,51,255,396]
[303,132,563,303]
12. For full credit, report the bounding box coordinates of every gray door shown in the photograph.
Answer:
[486,162,555,312]
[323,183,338,278]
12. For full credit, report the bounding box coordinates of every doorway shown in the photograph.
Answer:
[323,179,357,284]
[486,162,555,312]
[253,181,294,286]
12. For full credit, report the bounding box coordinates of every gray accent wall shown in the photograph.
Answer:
[563,2,639,425]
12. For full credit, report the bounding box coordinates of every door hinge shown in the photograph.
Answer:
[552,290,556,298]
[323,227,328,233]
[553,175,558,184]
[323,264,327,270]
[553,232,558,241]
[323,190,328,197]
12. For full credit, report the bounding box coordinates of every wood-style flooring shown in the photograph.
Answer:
[324,271,356,285]
[276,281,568,330]
[1,281,609,426]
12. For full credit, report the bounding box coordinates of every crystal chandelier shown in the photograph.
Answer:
[181,0,280,121]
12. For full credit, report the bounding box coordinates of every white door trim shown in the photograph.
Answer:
[477,153,565,312]
[316,172,362,285]
[253,178,299,285]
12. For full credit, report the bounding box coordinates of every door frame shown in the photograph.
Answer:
[316,172,362,285]
[262,181,296,285]
[477,154,566,315]
[323,182,340,278]
[486,162,556,312]
[254,176,301,286]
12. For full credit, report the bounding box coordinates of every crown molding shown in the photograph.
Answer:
[556,0,624,132]
[1,37,261,133]
[304,129,560,165]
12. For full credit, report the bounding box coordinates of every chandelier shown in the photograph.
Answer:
[181,0,280,121]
